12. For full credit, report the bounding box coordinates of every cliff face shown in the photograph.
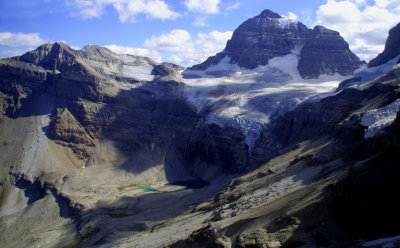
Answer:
[188,9,363,78]
[368,22,400,68]
[298,25,363,78]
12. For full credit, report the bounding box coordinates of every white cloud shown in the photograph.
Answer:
[129,29,233,66]
[183,0,221,14]
[113,0,180,22]
[192,16,209,27]
[315,0,400,62]
[144,29,192,52]
[226,2,241,12]
[165,30,233,66]
[284,12,298,20]
[68,0,180,22]
[0,32,49,47]
[105,44,162,62]
[349,0,366,6]
[92,29,232,67]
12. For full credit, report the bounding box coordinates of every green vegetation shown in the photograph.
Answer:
[117,184,138,192]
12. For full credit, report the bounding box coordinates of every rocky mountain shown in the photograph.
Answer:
[0,10,400,248]
[368,22,400,67]
[187,9,363,79]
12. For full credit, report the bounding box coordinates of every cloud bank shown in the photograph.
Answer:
[315,0,400,61]
[107,29,233,67]
[0,32,49,47]
[0,32,50,58]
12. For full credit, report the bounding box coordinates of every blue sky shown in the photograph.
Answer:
[0,0,399,67]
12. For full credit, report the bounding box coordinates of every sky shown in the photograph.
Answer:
[0,0,399,67]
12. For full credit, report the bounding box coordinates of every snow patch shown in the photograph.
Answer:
[277,17,298,28]
[122,63,154,81]
[119,54,137,63]
[361,98,400,139]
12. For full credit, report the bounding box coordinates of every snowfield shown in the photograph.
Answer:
[182,48,350,149]
[121,55,155,82]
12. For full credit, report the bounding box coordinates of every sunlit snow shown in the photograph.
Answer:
[276,17,298,28]
[120,54,155,81]
[361,98,400,139]
[122,64,155,82]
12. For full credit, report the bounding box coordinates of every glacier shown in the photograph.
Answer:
[182,47,350,149]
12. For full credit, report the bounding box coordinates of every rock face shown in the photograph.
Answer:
[188,9,363,78]
[48,108,95,160]
[368,22,400,67]
[219,9,310,69]
[298,25,363,78]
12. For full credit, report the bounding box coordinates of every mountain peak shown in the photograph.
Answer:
[186,9,362,78]
[259,9,281,19]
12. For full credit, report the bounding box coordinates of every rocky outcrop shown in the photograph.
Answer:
[368,22,400,68]
[188,9,363,78]
[48,108,95,160]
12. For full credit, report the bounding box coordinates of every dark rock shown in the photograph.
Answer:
[153,63,184,76]
[368,22,400,68]
[186,123,249,176]
[298,26,364,78]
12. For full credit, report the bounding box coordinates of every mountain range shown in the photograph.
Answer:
[0,9,400,248]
